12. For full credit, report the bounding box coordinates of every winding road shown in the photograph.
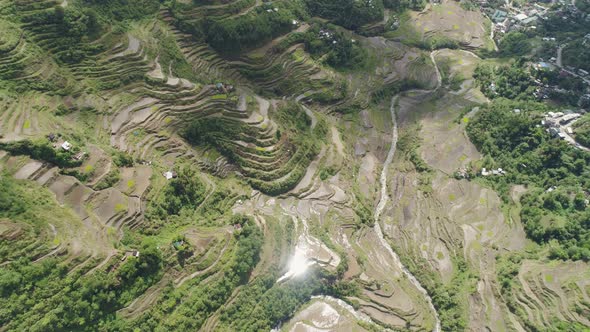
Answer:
[372,51,442,332]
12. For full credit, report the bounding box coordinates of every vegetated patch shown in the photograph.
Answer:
[467,98,590,261]
[396,242,479,331]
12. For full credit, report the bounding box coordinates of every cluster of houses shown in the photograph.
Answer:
[215,82,234,94]
[264,1,279,13]
[541,111,587,149]
[531,60,590,104]
[489,3,548,34]
[487,0,590,37]
[481,167,507,176]
[318,29,339,45]
[554,0,590,21]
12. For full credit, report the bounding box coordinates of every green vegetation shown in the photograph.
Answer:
[183,117,254,162]
[204,7,295,53]
[0,176,163,331]
[384,0,427,11]
[467,99,590,261]
[183,101,325,195]
[2,0,589,330]
[562,40,590,72]
[0,139,82,168]
[498,32,531,56]
[218,269,323,330]
[125,215,263,331]
[283,24,370,70]
[533,66,587,106]
[305,0,384,30]
[83,0,160,21]
[396,243,478,331]
[94,168,121,190]
[474,60,534,100]
[573,114,590,147]
[539,9,590,71]
[147,167,207,219]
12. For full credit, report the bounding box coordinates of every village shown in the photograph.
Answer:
[480,0,590,91]
[541,110,590,151]
[485,0,590,36]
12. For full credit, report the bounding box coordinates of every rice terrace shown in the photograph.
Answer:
[0,0,590,331]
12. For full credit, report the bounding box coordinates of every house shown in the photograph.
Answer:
[536,62,554,70]
[515,13,529,21]
[549,127,560,136]
[72,152,86,161]
[172,240,185,250]
[496,18,511,33]
[559,113,581,124]
[61,141,72,151]
[163,171,177,180]
[122,250,140,260]
[522,16,538,26]
[481,167,505,176]
[492,10,508,23]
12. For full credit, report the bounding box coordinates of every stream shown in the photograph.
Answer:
[372,52,442,332]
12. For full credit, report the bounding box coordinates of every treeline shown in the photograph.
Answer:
[146,166,207,219]
[394,241,477,332]
[0,175,164,331]
[19,6,103,64]
[218,269,324,330]
[304,0,384,30]
[202,6,296,54]
[305,25,369,69]
[466,98,590,261]
[0,139,82,168]
[217,252,357,331]
[0,247,162,331]
[562,40,590,72]
[573,115,590,147]
[15,0,159,64]
[125,215,264,331]
[498,32,531,56]
[383,0,427,11]
[82,0,160,21]
[474,60,535,100]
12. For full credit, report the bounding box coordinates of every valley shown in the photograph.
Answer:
[0,0,589,331]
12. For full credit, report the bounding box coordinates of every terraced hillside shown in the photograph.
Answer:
[0,0,589,331]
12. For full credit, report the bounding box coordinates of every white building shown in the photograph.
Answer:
[61,141,72,151]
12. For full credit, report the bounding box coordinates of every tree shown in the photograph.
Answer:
[499,32,531,56]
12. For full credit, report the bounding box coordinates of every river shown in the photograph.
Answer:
[372,51,442,332]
